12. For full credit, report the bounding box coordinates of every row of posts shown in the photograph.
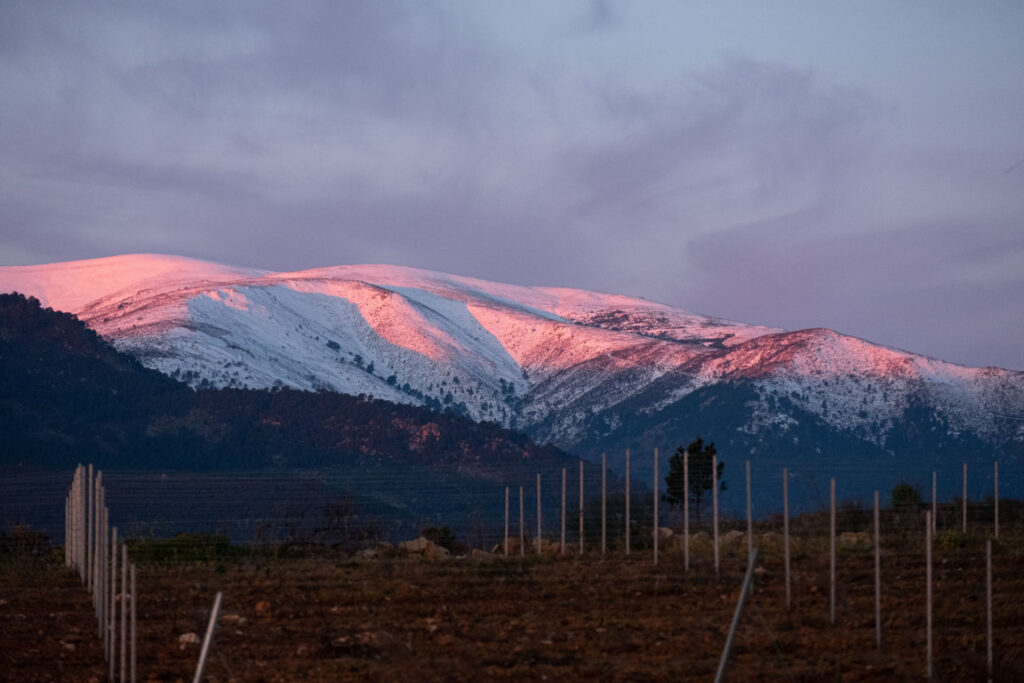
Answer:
[65,464,137,682]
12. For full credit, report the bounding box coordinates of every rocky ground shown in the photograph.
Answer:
[2,523,1023,682]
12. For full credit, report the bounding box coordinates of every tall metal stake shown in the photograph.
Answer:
[625,449,631,555]
[714,548,759,683]
[578,461,584,555]
[504,487,509,557]
[745,460,752,562]
[601,453,607,556]
[192,592,223,683]
[560,468,566,554]
[684,451,689,572]
[536,473,542,555]
[712,454,719,578]
[874,490,881,649]
[783,467,790,610]
[986,539,993,683]
[926,511,933,680]
[653,448,659,566]
[830,478,836,625]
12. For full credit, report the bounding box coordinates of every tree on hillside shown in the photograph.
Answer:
[663,437,725,525]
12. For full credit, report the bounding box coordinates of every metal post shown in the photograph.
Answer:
[601,453,607,556]
[986,539,992,682]
[932,471,937,534]
[519,486,524,557]
[504,487,509,558]
[561,467,566,555]
[109,525,117,671]
[713,454,719,578]
[579,460,584,555]
[963,462,967,534]
[653,448,659,566]
[926,511,933,680]
[536,473,542,555]
[130,563,137,683]
[192,592,223,683]
[745,460,752,563]
[684,451,689,572]
[783,467,790,611]
[874,490,881,649]
[121,544,127,683]
[625,449,631,556]
[830,477,836,625]
[87,464,94,589]
[714,548,759,683]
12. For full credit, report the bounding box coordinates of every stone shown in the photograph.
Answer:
[398,537,430,553]
[656,527,674,542]
[254,600,271,615]
[423,541,451,560]
[839,531,871,549]
[220,613,246,625]
[720,530,745,549]
[178,632,200,648]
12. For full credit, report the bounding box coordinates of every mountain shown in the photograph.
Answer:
[2,254,1022,506]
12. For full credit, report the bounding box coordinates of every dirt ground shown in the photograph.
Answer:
[2,529,1023,682]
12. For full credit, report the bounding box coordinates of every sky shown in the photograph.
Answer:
[1,1,1023,370]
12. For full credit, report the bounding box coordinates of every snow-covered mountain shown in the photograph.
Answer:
[3,254,1022,489]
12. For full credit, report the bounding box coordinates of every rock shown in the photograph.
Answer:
[840,531,871,549]
[355,548,378,559]
[422,541,451,560]
[720,530,745,549]
[398,537,431,553]
[375,541,394,552]
[178,632,200,649]
[470,548,496,559]
[254,600,271,615]
[220,613,246,625]
[656,527,674,542]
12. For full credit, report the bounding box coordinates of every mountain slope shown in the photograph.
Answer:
[2,254,1022,501]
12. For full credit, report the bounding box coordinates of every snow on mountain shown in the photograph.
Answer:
[2,254,1022,457]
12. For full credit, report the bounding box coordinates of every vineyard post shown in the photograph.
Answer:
[578,461,584,555]
[504,487,509,558]
[684,451,689,572]
[109,526,117,677]
[625,449,631,556]
[519,486,524,557]
[121,544,127,682]
[783,467,790,611]
[932,471,937,534]
[830,477,836,625]
[561,467,566,555]
[653,448,659,566]
[874,490,881,649]
[192,591,223,683]
[712,454,719,578]
[745,460,752,563]
[601,453,607,556]
[926,510,933,680]
[130,563,137,683]
[87,464,93,589]
[962,462,967,533]
[986,539,993,681]
[536,473,542,555]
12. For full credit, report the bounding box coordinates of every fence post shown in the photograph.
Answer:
[713,454,719,578]
[601,453,607,556]
[932,471,937,534]
[653,448,659,566]
[561,467,566,555]
[684,451,689,572]
[109,525,117,671]
[625,449,631,556]
[192,591,223,683]
[87,464,94,589]
[121,544,127,682]
[536,473,542,555]
[926,510,932,680]
[783,467,790,611]
[579,460,584,555]
[745,460,752,563]
[830,477,836,625]
[504,487,509,558]
[874,490,881,650]
[714,547,759,683]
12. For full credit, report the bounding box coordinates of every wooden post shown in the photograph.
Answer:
[601,453,607,556]
[130,563,137,683]
[932,471,937,534]
[504,487,509,558]
[713,454,719,578]
[192,591,223,683]
[926,510,933,680]
[963,462,967,534]
[745,460,752,563]
[561,467,566,555]
[625,449,631,556]
[653,448,659,566]
[783,467,790,611]
[536,473,542,555]
[684,451,689,572]
[578,461,584,555]
[519,486,524,557]
[874,490,881,649]
[830,477,836,625]
[986,539,992,682]
[994,461,999,540]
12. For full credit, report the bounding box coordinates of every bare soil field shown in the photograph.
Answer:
[3,527,1023,682]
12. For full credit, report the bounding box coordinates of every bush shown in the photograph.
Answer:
[891,482,923,510]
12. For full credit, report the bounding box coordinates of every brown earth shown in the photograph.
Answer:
[2,528,1023,682]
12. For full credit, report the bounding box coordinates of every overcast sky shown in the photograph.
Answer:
[2,1,1022,369]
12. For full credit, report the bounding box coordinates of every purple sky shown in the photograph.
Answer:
[1,1,1022,369]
